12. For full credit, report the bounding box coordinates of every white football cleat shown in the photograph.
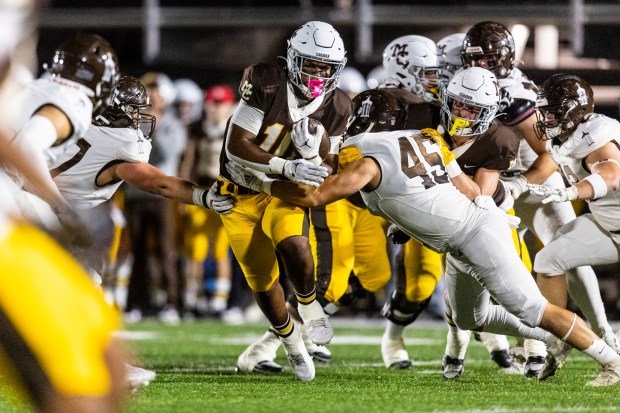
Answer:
[586,362,620,387]
[280,322,315,381]
[301,323,332,362]
[381,334,412,369]
[442,355,464,379]
[236,330,284,373]
[126,364,156,389]
[297,300,333,345]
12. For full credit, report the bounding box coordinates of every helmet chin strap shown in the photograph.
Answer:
[308,78,324,98]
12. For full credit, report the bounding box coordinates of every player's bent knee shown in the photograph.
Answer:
[452,313,482,331]
[533,247,567,276]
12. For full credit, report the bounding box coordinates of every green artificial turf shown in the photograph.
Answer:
[1,319,619,413]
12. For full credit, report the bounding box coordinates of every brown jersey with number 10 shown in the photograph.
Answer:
[219,63,352,181]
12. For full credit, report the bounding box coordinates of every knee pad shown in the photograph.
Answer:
[381,290,431,326]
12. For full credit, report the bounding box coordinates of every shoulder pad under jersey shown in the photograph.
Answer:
[558,114,620,159]
[497,69,538,126]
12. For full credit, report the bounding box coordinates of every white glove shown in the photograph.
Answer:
[269,157,328,187]
[292,117,325,165]
[226,161,274,194]
[527,184,579,204]
[474,195,521,229]
[502,175,529,200]
[193,182,235,214]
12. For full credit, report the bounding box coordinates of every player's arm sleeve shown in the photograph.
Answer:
[225,100,274,173]
[8,115,70,211]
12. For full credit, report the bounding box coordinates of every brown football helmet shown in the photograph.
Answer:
[462,21,515,79]
[346,89,406,136]
[93,73,156,139]
[534,73,594,142]
[46,32,119,104]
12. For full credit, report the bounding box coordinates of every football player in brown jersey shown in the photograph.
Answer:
[215,21,351,381]
[438,67,525,378]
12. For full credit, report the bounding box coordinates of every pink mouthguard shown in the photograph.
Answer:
[308,79,324,98]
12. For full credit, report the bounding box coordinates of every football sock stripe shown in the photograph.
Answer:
[295,289,317,305]
[272,316,294,338]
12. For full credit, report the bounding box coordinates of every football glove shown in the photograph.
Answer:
[474,195,521,229]
[502,175,528,200]
[386,224,411,244]
[193,182,235,214]
[226,161,273,194]
[527,184,578,204]
[268,157,328,187]
[292,117,325,165]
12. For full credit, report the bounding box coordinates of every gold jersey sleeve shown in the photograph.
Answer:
[337,146,364,172]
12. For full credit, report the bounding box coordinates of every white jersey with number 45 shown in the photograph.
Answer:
[47,125,151,210]
[340,129,478,253]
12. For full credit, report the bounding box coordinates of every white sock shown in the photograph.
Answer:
[524,338,547,358]
[215,278,232,295]
[583,339,620,366]
[478,332,510,352]
[566,266,608,331]
[385,320,405,340]
[445,324,471,359]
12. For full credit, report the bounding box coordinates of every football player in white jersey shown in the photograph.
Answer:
[228,88,620,387]
[524,74,620,384]
[3,32,119,243]
[437,32,466,84]
[44,73,233,389]
[0,5,133,411]
[48,73,233,276]
[462,21,617,376]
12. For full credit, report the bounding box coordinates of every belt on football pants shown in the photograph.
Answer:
[217,177,258,196]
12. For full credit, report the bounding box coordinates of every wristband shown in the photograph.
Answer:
[329,136,342,155]
[583,173,607,199]
[268,157,287,174]
[192,187,208,207]
[566,185,580,201]
[263,180,273,195]
[445,160,463,179]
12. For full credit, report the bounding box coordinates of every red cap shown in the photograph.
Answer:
[205,84,235,104]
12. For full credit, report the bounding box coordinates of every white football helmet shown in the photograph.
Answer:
[440,67,500,136]
[287,21,347,100]
[382,35,442,102]
[337,66,366,97]
[437,33,466,84]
